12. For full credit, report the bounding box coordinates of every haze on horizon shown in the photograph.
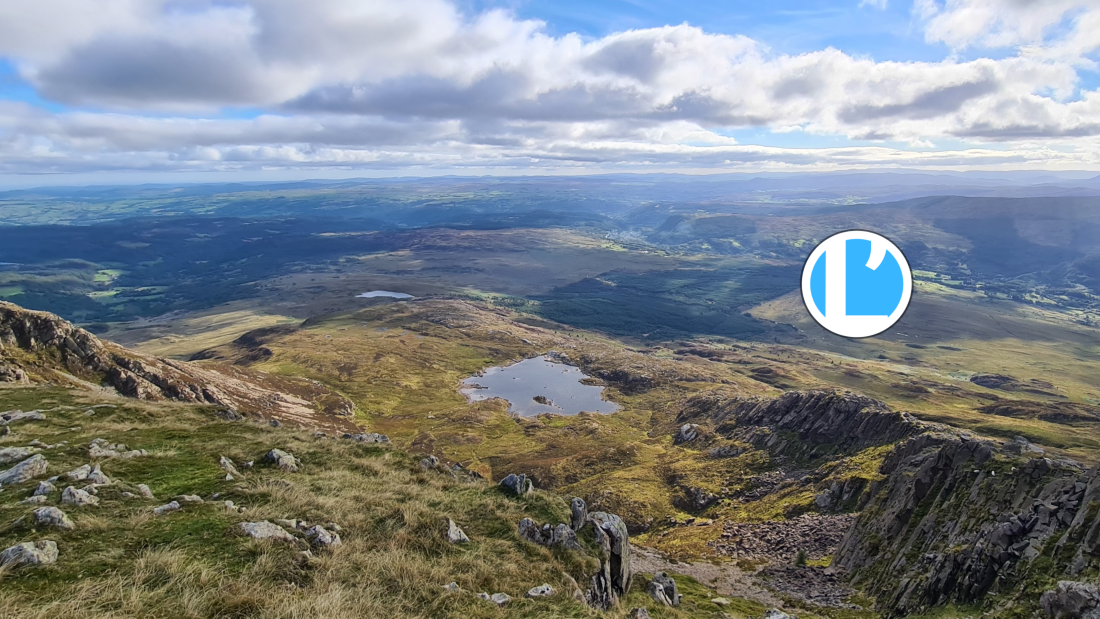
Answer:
[1,0,1100,186]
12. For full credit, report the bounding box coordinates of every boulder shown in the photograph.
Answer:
[32,480,55,496]
[489,593,511,606]
[137,484,155,499]
[629,609,651,619]
[1040,581,1100,618]
[762,610,795,619]
[86,464,111,485]
[0,411,45,425]
[420,455,440,471]
[64,464,91,482]
[153,501,181,515]
[0,447,39,465]
[33,507,75,531]
[176,495,203,504]
[88,438,147,459]
[238,521,297,543]
[526,584,555,598]
[585,511,632,609]
[262,449,299,473]
[20,495,48,504]
[0,540,58,569]
[649,572,681,606]
[442,582,459,592]
[446,518,469,544]
[60,486,99,507]
[305,525,342,549]
[218,456,240,477]
[342,432,390,444]
[0,454,49,485]
[675,423,701,444]
[570,497,587,531]
[499,473,534,496]
[647,580,674,606]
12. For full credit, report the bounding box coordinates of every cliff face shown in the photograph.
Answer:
[0,302,358,432]
[835,435,1100,617]
[685,387,1100,616]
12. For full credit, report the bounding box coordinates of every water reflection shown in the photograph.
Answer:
[460,355,620,417]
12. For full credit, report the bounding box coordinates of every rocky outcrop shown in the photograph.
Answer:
[0,302,359,433]
[586,511,632,610]
[499,473,534,496]
[1041,581,1100,618]
[834,433,1100,617]
[0,540,58,569]
[0,454,48,485]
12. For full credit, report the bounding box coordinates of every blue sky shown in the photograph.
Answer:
[0,0,1097,185]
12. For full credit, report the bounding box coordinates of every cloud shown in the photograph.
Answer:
[0,0,1098,176]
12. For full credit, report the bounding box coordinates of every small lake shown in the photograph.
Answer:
[356,290,413,299]
[460,355,620,417]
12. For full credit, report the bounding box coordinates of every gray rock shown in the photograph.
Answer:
[420,455,439,470]
[0,540,58,569]
[60,486,98,506]
[0,447,40,465]
[176,495,203,504]
[526,584,555,598]
[585,511,632,610]
[274,518,298,529]
[477,592,491,601]
[137,484,155,499]
[238,521,297,543]
[647,580,674,606]
[499,473,534,496]
[64,464,91,482]
[675,423,700,443]
[629,609,651,619]
[33,507,74,531]
[762,610,795,619]
[570,497,587,531]
[651,572,681,606]
[216,409,244,422]
[443,582,459,592]
[1005,435,1045,456]
[262,449,299,473]
[446,518,469,544]
[305,525,341,548]
[153,501,181,515]
[269,419,281,428]
[343,432,390,444]
[32,481,54,496]
[1041,581,1100,618]
[0,454,49,485]
[86,464,111,485]
[218,456,240,477]
[89,438,146,459]
[489,593,511,606]
[19,495,48,504]
[0,411,45,425]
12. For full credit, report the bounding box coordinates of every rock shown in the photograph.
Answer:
[274,519,298,529]
[420,455,439,471]
[217,409,244,422]
[269,419,281,428]
[629,609,651,619]
[153,501,181,515]
[32,481,54,496]
[585,511,632,610]
[64,464,91,482]
[137,484,155,499]
[305,525,342,549]
[86,464,111,485]
[176,495,203,504]
[762,611,795,619]
[519,518,543,544]
[570,497,587,531]
[0,411,45,425]
[712,597,732,606]
[489,593,511,606]
[443,582,459,592]
[343,432,390,444]
[33,507,74,531]
[649,572,682,607]
[60,486,98,506]
[1040,581,1100,618]
[262,449,299,473]
[446,518,469,544]
[647,580,674,606]
[708,444,745,458]
[121,492,135,498]
[499,473,533,496]
[218,456,240,477]
[0,540,58,568]
[675,423,700,444]
[1005,435,1045,456]
[526,584,555,598]
[477,593,491,601]
[60,485,97,505]
[89,438,147,459]
[80,484,99,495]
[19,495,48,504]
[0,447,40,465]
[238,521,297,543]
[0,454,48,485]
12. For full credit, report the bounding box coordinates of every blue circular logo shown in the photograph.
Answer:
[801,230,912,338]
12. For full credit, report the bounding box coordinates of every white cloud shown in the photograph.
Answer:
[0,0,1097,175]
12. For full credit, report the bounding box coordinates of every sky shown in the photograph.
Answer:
[1,0,1100,185]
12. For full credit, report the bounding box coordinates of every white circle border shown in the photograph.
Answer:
[800,229,913,339]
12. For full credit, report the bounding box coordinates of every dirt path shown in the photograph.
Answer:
[631,545,789,610]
